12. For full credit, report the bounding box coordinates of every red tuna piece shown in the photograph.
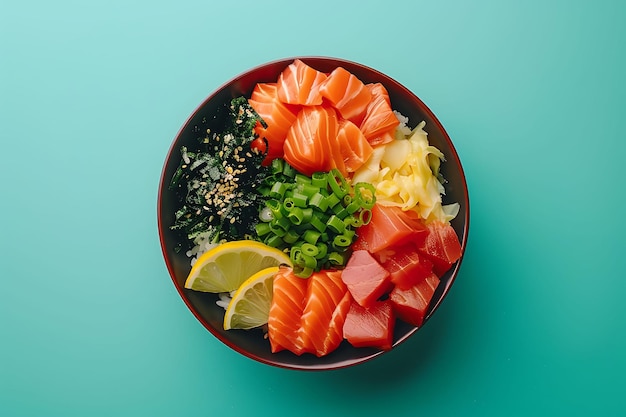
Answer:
[343,299,395,351]
[417,221,462,276]
[389,272,440,327]
[353,204,429,254]
[341,250,391,308]
[380,244,434,290]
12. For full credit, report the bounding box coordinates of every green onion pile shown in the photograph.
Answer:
[255,159,376,278]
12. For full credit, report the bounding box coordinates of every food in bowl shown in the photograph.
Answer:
[158,57,468,369]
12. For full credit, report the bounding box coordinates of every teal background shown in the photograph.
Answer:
[1,0,625,415]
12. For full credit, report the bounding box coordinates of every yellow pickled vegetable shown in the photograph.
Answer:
[352,121,459,223]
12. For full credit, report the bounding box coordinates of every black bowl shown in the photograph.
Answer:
[157,57,469,370]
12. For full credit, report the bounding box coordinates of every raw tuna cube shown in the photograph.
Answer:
[380,244,434,290]
[341,250,391,307]
[343,299,395,351]
[417,221,462,277]
[389,272,440,327]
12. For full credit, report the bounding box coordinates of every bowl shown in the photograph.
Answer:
[157,57,469,370]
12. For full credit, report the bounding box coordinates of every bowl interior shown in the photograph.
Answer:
[157,57,469,370]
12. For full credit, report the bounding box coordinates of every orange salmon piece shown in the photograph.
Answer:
[283,105,341,176]
[268,268,352,357]
[299,270,352,357]
[318,66,372,125]
[359,83,399,146]
[336,118,373,173]
[277,59,327,106]
[249,83,300,163]
[267,267,308,355]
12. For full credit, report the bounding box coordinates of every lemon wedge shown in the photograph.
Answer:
[223,266,278,330]
[184,240,291,293]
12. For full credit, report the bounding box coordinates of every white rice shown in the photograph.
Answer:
[394,110,413,136]
[216,292,233,310]
[187,231,219,267]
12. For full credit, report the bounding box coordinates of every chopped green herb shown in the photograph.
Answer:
[169,97,270,246]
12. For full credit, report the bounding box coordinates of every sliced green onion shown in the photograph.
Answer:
[299,252,317,269]
[294,266,314,278]
[295,173,311,185]
[301,243,319,257]
[259,206,274,222]
[355,182,376,209]
[272,216,291,231]
[282,162,296,178]
[333,234,352,250]
[290,246,302,265]
[297,182,319,199]
[266,199,283,219]
[283,197,295,212]
[269,181,288,199]
[301,207,313,223]
[302,229,321,245]
[254,168,376,274]
[332,205,348,219]
[328,168,349,198]
[325,193,340,208]
[264,234,284,248]
[359,208,372,225]
[291,191,308,208]
[270,158,284,175]
[283,229,300,244]
[342,228,355,240]
[343,216,360,228]
[315,242,328,260]
[255,222,271,237]
[309,192,328,211]
[311,172,327,188]
[327,252,344,265]
[287,207,304,225]
[269,223,288,237]
[326,215,345,234]
[346,200,361,214]
[310,215,327,233]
